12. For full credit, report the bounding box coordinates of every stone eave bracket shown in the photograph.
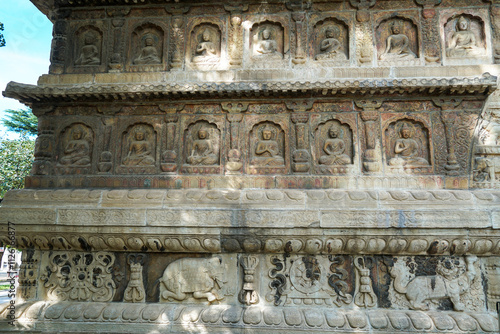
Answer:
[3,73,497,104]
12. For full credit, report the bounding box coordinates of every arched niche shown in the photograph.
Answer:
[444,14,486,58]
[314,119,353,166]
[249,121,285,167]
[376,17,419,63]
[130,23,165,65]
[312,18,349,61]
[384,119,431,172]
[74,26,102,66]
[189,23,221,64]
[183,120,221,166]
[121,123,157,167]
[250,21,285,59]
[57,123,94,167]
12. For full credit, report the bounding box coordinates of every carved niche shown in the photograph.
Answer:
[444,14,487,60]
[384,119,432,174]
[190,23,221,65]
[248,121,286,174]
[312,18,349,64]
[376,17,420,66]
[314,119,354,174]
[117,123,157,174]
[73,26,102,67]
[250,21,285,60]
[182,120,221,174]
[129,23,165,69]
[56,123,93,174]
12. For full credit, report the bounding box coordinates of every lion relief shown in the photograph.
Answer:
[389,256,477,311]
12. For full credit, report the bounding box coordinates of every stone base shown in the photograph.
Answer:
[1,302,498,333]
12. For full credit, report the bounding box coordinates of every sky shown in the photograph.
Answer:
[0,1,53,138]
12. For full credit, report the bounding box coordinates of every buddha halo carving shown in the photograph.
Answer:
[251,22,284,59]
[131,24,164,66]
[58,123,93,167]
[378,18,418,62]
[159,257,228,303]
[445,14,486,58]
[250,122,285,167]
[121,124,156,166]
[74,27,102,66]
[185,121,220,166]
[191,24,220,64]
[314,20,348,61]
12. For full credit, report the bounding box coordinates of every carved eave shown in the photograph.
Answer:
[3,73,497,105]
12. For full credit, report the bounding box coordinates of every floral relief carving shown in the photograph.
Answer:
[40,251,116,302]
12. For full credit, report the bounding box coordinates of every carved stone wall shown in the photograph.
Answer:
[1,0,500,333]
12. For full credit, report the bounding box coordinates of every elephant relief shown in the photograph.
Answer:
[389,256,477,311]
[159,257,228,303]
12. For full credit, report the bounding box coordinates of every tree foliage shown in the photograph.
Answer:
[2,109,38,135]
[0,22,5,47]
[0,137,35,199]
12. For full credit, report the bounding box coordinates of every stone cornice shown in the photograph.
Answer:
[2,301,498,333]
[1,189,499,255]
[3,73,497,104]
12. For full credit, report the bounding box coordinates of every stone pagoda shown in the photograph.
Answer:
[1,0,500,332]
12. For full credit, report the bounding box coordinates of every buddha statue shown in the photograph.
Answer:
[123,128,155,166]
[389,123,429,167]
[75,34,100,66]
[318,124,351,165]
[187,128,219,165]
[255,28,279,56]
[379,20,416,61]
[193,29,218,62]
[60,127,91,166]
[446,16,483,58]
[134,36,161,65]
[252,125,284,166]
[315,27,347,60]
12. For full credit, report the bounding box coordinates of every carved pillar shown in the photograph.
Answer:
[225,4,248,66]
[32,117,55,176]
[161,115,179,173]
[239,255,259,305]
[433,98,463,175]
[291,12,307,64]
[98,118,114,173]
[440,112,461,175]
[350,0,376,65]
[356,99,383,173]
[49,10,71,74]
[17,250,40,303]
[291,113,310,173]
[107,9,129,72]
[222,102,248,173]
[416,0,442,64]
[166,5,189,70]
